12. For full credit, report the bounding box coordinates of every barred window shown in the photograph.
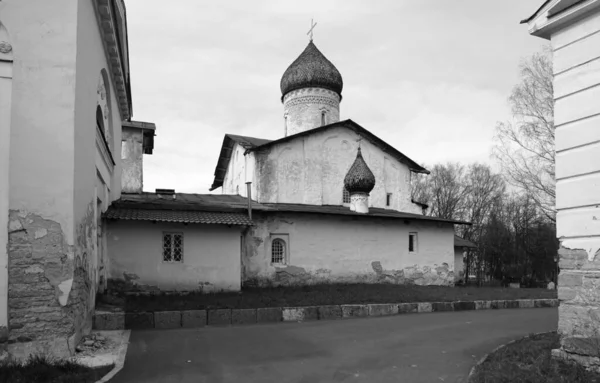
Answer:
[343,187,350,204]
[163,232,183,262]
[271,239,285,264]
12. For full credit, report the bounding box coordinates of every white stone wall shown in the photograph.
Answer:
[283,87,340,136]
[121,127,143,193]
[244,213,455,286]
[254,125,422,213]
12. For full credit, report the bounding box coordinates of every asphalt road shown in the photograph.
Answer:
[111,308,557,383]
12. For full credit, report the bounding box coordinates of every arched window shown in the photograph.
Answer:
[342,187,350,204]
[271,239,286,264]
[96,106,105,137]
[321,111,326,126]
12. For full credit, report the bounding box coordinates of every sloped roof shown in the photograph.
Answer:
[259,203,471,225]
[520,0,585,24]
[454,235,476,248]
[280,40,344,100]
[104,192,472,226]
[104,209,253,225]
[210,134,273,191]
[209,119,429,191]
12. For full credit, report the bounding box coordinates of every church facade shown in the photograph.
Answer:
[205,39,471,287]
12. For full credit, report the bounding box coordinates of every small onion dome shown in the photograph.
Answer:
[280,41,343,101]
[344,147,376,194]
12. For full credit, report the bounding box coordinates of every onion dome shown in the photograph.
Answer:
[344,147,376,194]
[280,41,343,100]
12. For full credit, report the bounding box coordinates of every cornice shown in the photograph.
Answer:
[527,0,600,39]
[93,0,131,120]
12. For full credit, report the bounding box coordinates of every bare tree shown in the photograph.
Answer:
[411,162,468,220]
[492,46,555,222]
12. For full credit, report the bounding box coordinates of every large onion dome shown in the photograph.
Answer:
[344,147,376,194]
[280,41,343,101]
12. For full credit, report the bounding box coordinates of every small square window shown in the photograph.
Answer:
[163,232,183,262]
[409,232,418,253]
[386,193,392,207]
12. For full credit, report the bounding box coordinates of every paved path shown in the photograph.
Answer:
[111,308,557,383]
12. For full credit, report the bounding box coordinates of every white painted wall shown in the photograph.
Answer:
[0,20,13,340]
[454,248,465,282]
[2,0,78,242]
[551,8,600,257]
[245,213,455,285]
[107,221,244,292]
[250,126,421,214]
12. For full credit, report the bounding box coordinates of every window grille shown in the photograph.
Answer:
[271,238,285,264]
[163,232,183,262]
[343,187,351,204]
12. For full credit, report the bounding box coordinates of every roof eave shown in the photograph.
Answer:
[523,0,600,40]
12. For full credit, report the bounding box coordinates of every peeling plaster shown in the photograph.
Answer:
[57,278,73,306]
[561,238,600,261]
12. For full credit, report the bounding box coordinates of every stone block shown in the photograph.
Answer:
[475,300,491,310]
[431,302,454,312]
[559,273,583,287]
[558,304,600,337]
[397,303,418,314]
[318,305,342,320]
[93,312,124,330]
[453,301,476,311]
[125,312,154,329]
[341,305,368,318]
[417,302,432,313]
[282,308,303,322]
[182,310,206,328]
[207,309,232,326]
[505,300,519,309]
[490,300,506,309]
[534,299,555,308]
[154,311,181,329]
[559,246,600,271]
[558,287,575,301]
[517,299,535,309]
[257,308,282,323]
[561,336,600,357]
[368,304,399,317]
[232,309,257,325]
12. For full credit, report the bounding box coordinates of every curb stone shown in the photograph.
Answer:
[466,331,554,382]
[93,299,558,330]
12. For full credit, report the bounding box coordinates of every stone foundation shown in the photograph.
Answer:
[555,245,600,369]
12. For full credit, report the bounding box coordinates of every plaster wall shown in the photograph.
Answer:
[547,7,600,365]
[0,21,13,346]
[244,213,455,286]
[222,143,248,196]
[107,221,243,292]
[121,127,143,193]
[254,126,421,213]
[1,0,82,358]
[283,87,340,136]
[454,248,465,282]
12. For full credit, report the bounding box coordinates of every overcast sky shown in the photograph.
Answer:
[124,0,548,194]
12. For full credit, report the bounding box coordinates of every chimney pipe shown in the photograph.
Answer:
[246,182,252,220]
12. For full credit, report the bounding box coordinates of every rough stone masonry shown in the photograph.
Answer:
[5,209,94,358]
[556,245,600,370]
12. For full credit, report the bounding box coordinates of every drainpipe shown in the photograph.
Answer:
[246,182,252,220]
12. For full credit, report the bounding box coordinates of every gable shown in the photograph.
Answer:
[210,134,272,191]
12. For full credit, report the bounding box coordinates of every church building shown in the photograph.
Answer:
[105,37,470,292]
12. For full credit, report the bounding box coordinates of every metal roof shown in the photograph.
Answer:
[104,208,253,225]
[454,235,476,248]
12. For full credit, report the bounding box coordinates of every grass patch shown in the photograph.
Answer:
[122,283,557,312]
[0,354,114,383]
[469,332,600,383]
